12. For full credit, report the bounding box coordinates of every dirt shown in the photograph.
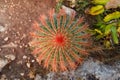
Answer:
[0,0,56,79]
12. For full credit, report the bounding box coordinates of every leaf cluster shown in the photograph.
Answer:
[87,0,120,47]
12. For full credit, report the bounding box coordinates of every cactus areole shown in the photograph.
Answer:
[30,9,90,72]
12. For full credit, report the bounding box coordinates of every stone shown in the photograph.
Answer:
[0,58,8,72]
[0,54,15,72]
[0,25,6,32]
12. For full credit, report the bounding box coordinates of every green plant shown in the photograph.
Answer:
[30,9,90,72]
[92,0,109,5]
[75,0,89,13]
[88,0,120,47]
[55,0,63,12]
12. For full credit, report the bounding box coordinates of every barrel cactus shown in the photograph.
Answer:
[30,9,90,72]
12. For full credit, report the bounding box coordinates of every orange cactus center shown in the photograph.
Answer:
[54,33,66,46]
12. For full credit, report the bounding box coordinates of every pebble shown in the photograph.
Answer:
[0,58,8,72]
[0,25,7,32]
[35,74,42,80]
[17,60,23,64]
[20,73,24,76]
[26,62,31,68]
[23,55,27,59]
[4,37,9,41]
[19,45,22,48]
[5,54,15,61]
[31,60,35,63]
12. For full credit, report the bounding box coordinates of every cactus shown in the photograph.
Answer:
[30,9,90,72]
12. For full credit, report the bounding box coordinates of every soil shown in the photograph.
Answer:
[0,0,56,79]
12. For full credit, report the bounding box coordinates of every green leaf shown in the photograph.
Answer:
[111,26,119,44]
[104,11,120,22]
[92,0,110,5]
[100,24,106,31]
[95,29,103,35]
[104,24,113,35]
[117,27,120,33]
[104,40,111,48]
[96,35,104,40]
[89,5,104,15]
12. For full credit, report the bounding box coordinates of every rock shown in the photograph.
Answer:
[62,5,76,15]
[0,58,8,72]
[47,72,55,80]
[0,54,15,72]
[75,58,120,80]
[20,73,24,76]
[23,55,27,59]
[5,54,15,61]
[4,37,9,41]
[34,58,120,80]
[0,25,7,32]
[26,62,31,68]
[105,0,120,9]
[35,74,43,80]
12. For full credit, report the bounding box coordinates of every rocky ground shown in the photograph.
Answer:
[0,0,120,80]
[0,0,56,80]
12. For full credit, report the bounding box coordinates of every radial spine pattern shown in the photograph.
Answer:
[30,9,90,72]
